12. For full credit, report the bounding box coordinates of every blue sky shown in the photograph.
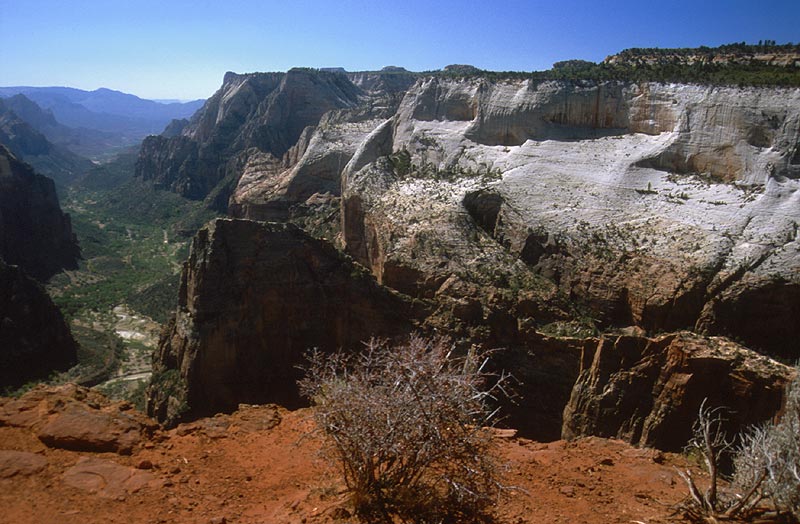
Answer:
[2,0,799,100]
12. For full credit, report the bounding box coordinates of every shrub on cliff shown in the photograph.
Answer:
[677,369,800,522]
[299,335,508,523]
[732,369,800,520]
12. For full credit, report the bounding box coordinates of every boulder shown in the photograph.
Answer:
[1,384,154,454]
[38,404,143,454]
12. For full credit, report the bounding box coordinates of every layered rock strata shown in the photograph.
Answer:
[135,69,370,207]
[192,74,800,357]
[562,332,794,451]
[0,384,155,454]
[140,69,800,446]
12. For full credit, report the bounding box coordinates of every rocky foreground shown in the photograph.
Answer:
[1,384,699,524]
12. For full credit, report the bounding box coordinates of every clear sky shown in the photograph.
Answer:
[2,0,799,100]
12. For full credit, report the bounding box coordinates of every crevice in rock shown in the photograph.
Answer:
[462,189,504,238]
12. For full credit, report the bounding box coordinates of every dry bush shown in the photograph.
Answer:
[733,371,800,521]
[677,370,800,523]
[298,335,509,523]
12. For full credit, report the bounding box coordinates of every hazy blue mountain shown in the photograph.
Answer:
[0,98,94,186]
[0,86,204,137]
[2,94,140,161]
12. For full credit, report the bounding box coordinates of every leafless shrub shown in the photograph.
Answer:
[677,370,800,523]
[733,371,800,521]
[298,335,509,523]
[674,400,746,522]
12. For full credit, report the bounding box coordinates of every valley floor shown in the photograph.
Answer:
[0,387,696,524]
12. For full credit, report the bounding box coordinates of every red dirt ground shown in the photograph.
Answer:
[0,390,700,524]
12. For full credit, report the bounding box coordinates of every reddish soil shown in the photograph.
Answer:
[0,388,698,524]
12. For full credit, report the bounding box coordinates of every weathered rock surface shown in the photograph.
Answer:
[38,405,144,454]
[0,450,48,478]
[0,145,79,280]
[0,384,704,524]
[561,331,794,451]
[137,71,800,359]
[238,76,800,358]
[63,457,155,498]
[175,74,799,359]
[0,384,154,454]
[0,259,77,389]
[135,69,364,207]
[147,218,422,426]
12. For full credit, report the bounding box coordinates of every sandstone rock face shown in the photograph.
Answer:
[0,259,77,389]
[38,404,144,454]
[140,72,800,445]
[147,218,421,426]
[0,145,79,280]
[135,69,364,207]
[561,332,794,451]
[302,78,800,358]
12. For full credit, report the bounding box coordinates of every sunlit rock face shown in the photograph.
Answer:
[134,69,410,209]
[132,68,800,456]
[561,331,793,451]
[140,69,800,357]
[243,77,799,357]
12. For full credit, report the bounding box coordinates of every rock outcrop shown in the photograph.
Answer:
[146,218,421,426]
[561,332,794,451]
[0,384,155,453]
[0,145,79,280]
[0,258,77,389]
[135,69,364,207]
[197,75,800,355]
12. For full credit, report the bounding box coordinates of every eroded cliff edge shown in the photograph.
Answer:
[142,72,800,356]
[0,145,79,280]
[146,218,421,426]
[0,145,79,389]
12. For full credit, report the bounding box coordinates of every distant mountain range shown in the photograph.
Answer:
[0,86,205,161]
[0,97,93,185]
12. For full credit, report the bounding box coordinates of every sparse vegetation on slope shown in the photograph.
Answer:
[50,151,217,322]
